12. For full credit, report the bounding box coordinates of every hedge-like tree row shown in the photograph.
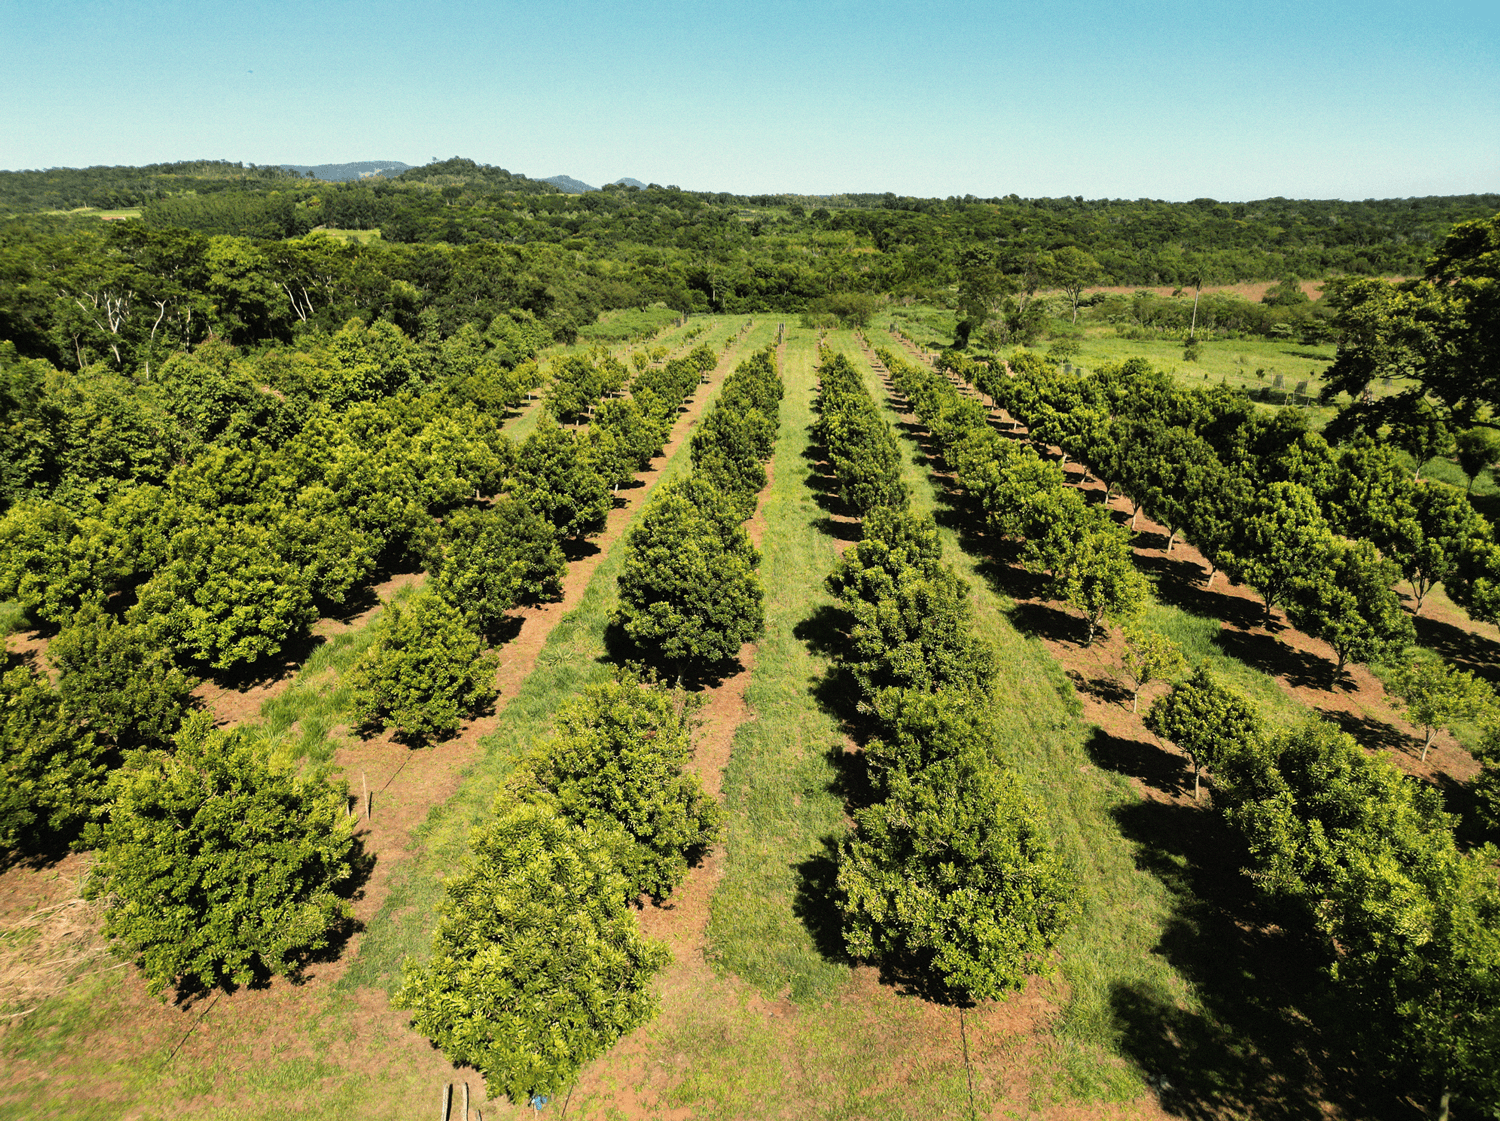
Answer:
[395,673,720,1103]
[814,350,908,515]
[878,347,1146,645]
[615,346,782,675]
[0,327,717,1005]
[1147,672,1500,1120]
[973,349,1496,659]
[809,350,1077,1001]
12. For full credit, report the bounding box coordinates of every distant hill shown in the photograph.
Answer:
[282,161,412,181]
[544,174,596,194]
[612,178,647,189]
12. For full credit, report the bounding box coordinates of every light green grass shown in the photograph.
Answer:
[705,327,850,1003]
[576,305,683,343]
[313,227,381,244]
[0,600,28,638]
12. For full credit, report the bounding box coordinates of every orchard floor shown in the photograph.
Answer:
[1,316,1484,1120]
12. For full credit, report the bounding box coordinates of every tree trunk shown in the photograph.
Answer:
[1438,1087,1451,1121]
[1193,760,1201,801]
[1421,727,1436,762]
[1189,286,1202,341]
[1166,529,1177,552]
[1131,505,1140,531]
[1131,688,1141,714]
[1204,564,1217,588]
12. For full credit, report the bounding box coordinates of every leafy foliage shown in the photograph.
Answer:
[511,675,721,899]
[84,713,354,996]
[348,591,498,744]
[615,481,764,670]
[0,661,109,850]
[836,744,1078,1001]
[393,803,668,1102]
[430,500,565,635]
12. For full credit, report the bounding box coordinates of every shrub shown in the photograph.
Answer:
[393,803,669,1102]
[348,591,498,744]
[0,663,109,851]
[50,605,194,749]
[430,501,565,634]
[615,482,763,672]
[84,713,353,995]
[512,675,721,899]
[836,745,1078,1001]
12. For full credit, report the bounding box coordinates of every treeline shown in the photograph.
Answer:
[8,160,1497,328]
[813,349,1078,1000]
[0,219,685,372]
[395,344,781,1102]
[1146,671,1500,1118]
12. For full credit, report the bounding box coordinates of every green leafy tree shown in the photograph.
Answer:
[84,713,353,996]
[1389,400,1455,482]
[615,481,764,673]
[1286,540,1414,679]
[826,517,996,702]
[348,591,498,745]
[1217,717,1500,1120]
[0,663,109,851]
[0,499,119,625]
[393,803,669,1102]
[1386,659,1493,762]
[1054,524,1149,646]
[1048,246,1101,325]
[510,418,611,540]
[1455,427,1500,493]
[836,745,1078,1001]
[430,501,565,635]
[511,675,721,899]
[1146,667,1265,799]
[1382,482,1488,614]
[1223,481,1334,626]
[129,518,316,670]
[1119,624,1187,713]
[50,605,194,748]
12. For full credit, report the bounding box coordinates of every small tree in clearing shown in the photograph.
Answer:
[1387,659,1493,763]
[1146,667,1264,800]
[1120,624,1187,713]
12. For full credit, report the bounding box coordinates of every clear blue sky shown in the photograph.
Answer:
[2,0,1496,201]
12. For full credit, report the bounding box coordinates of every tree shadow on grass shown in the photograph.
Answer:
[1212,628,1338,692]
[791,834,851,968]
[598,618,751,692]
[1315,708,1416,758]
[1412,610,1500,690]
[1085,726,1193,799]
[1105,796,1416,1121]
[201,631,329,696]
